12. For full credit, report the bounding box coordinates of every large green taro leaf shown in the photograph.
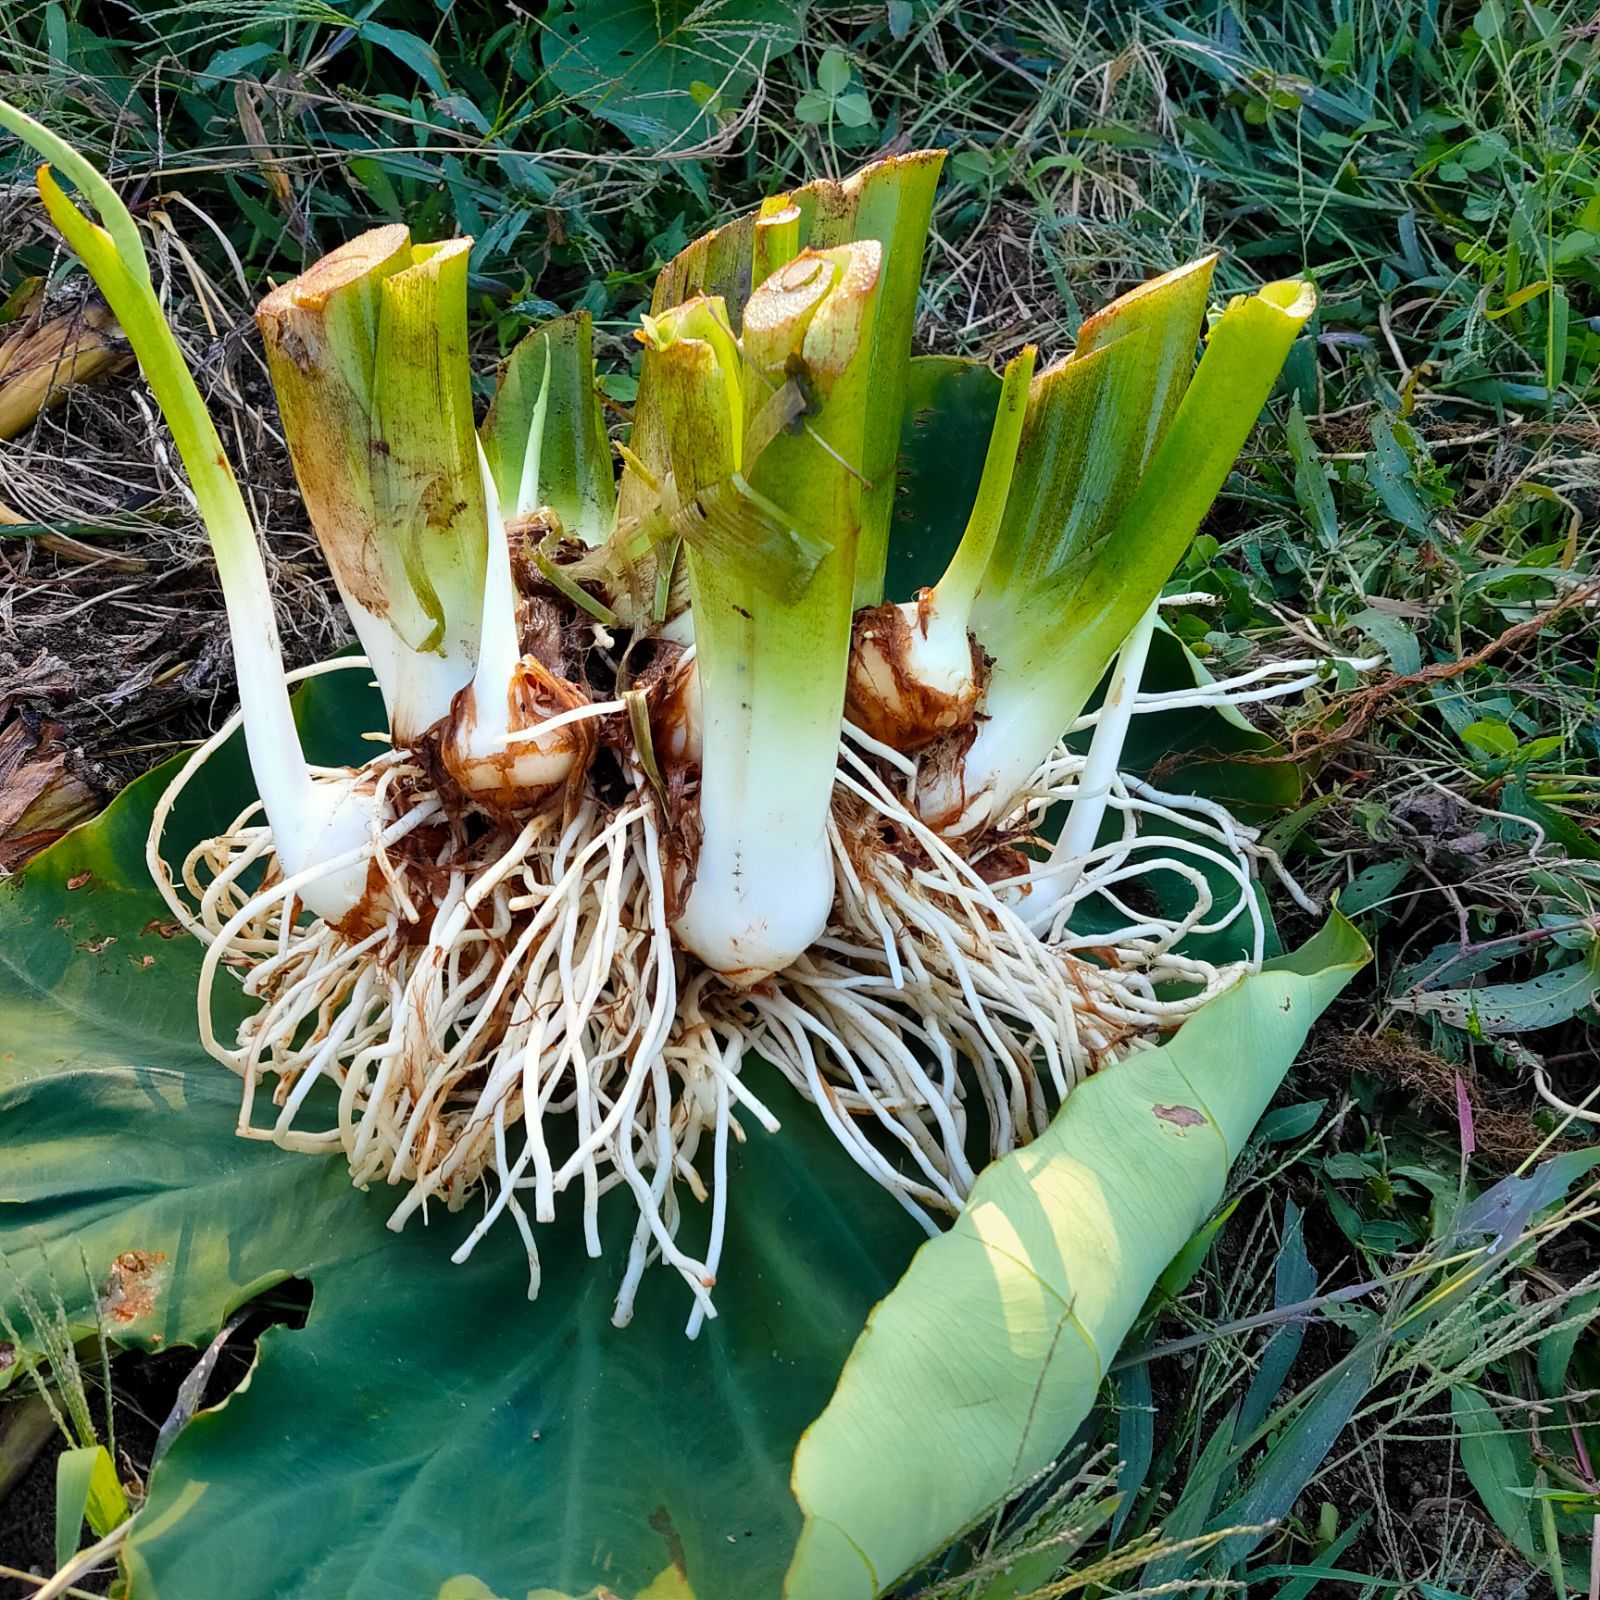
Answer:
[0,667,921,1600]
[885,356,1001,607]
[0,685,1364,1600]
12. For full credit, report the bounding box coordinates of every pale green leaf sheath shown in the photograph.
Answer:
[615,211,762,536]
[620,150,943,617]
[258,232,488,746]
[843,344,1035,753]
[786,915,1369,1600]
[918,273,1316,836]
[441,437,596,810]
[779,150,945,607]
[650,245,883,983]
[480,309,616,543]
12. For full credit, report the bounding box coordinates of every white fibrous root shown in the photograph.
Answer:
[146,641,1344,1331]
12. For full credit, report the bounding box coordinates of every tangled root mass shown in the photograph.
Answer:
[150,645,1326,1333]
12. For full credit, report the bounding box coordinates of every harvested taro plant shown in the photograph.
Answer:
[0,99,1371,1600]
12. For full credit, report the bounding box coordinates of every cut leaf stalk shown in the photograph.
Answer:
[0,298,128,439]
[656,244,883,983]
[918,273,1316,835]
[442,439,596,810]
[0,97,375,922]
[621,150,944,612]
[480,309,615,544]
[845,344,1035,752]
[258,230,489,746]
[775,151,946,608]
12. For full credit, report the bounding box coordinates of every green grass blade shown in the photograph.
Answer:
[1110,1361,1154,1545]
[1236,1199,1317,1438]
[1203,1334,1385,1571]
[54,1443,128,1569]
[1139,1407,1239,1588]
[1268,1510,1372,1600]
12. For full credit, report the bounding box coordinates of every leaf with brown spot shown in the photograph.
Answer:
[787,916,1369,1600]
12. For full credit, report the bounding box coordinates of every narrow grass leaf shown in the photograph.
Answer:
[360,23,448,96]
[1450,1386,1537,1562]
[197,41,278,80]
[1152,1198,1238,1307]
[1393,950,1600,1034]
[1537,1286,1600,1400]
[1266,1509,1371,1600]
[968,1497,1118,1600]
[1139,1406,1238,1588]
[1206,1334,1385,1569]
[1238,1200,1316,1438]
[1546,284,1569,391]
[1285,398,1337,547]
[1110,1362,1153,1544]
[54,1443,127,1568]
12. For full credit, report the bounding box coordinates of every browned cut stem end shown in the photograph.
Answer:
[0,300,129,441]
[256,225,412,326]
[844,599,984,754]
[440,659,596,818]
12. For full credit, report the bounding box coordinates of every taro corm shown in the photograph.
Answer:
[3,98,1359,1337]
